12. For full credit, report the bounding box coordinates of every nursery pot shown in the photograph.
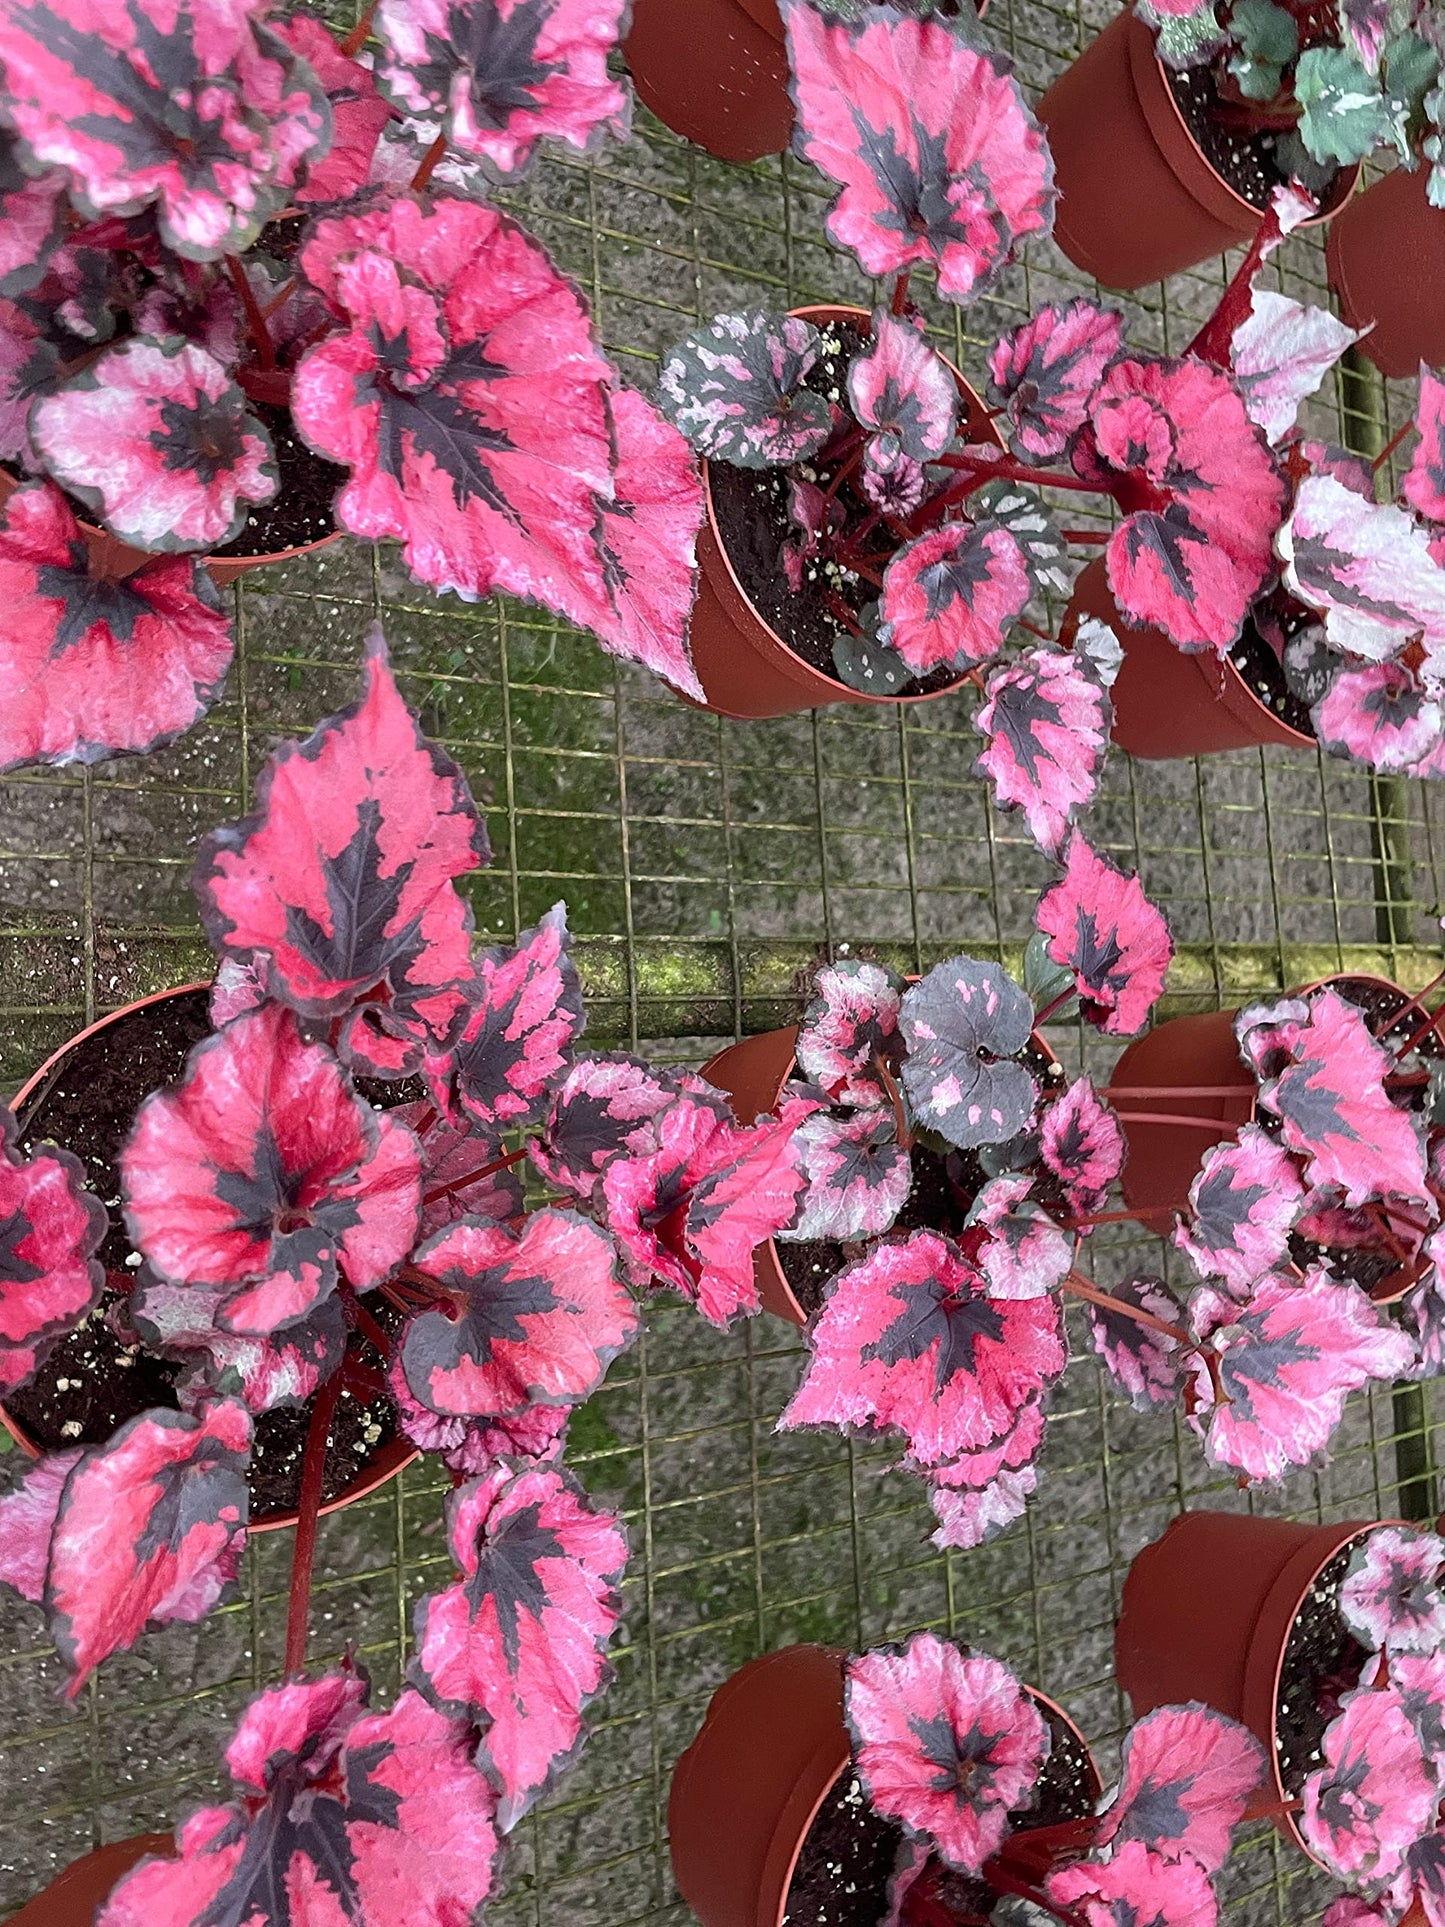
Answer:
[9,1834,172,1926]
[1069,557,1313,759]
[1116,1509,1400,1860]
[687,305,1001,720]
[669,1644,1099,1927]
[624,0,987,166]
[1037,10,1358,290]
[1326,162,1445,380]
[5,983,417,1530]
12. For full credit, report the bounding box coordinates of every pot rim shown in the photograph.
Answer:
[700,302,1003,709]
[5,980,419,1530]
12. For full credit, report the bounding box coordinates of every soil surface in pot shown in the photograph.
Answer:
[709,319,957,701]
[1164,63,1345,212]
[1275,1543,1371,1797]
[776,1045,1068,1318]
[10,989,411,1518]
[1227,605,1315,739]
[212,399,347,558]
[782,1699,1095,1925]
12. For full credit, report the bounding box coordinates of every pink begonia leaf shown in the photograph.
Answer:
[974,477,1075,601]
[845,1634,1049,1873]
[528,1052,692,1201]
[987,300,1124,462]
[1406,367,1445,526]
[779,1229,1066,1469]
[277,14,394,206]
[0,1447,81,1603]
[920,1391,1048,1492]
[1173,1122,1305,1297]
[0,479,234,773]
[780,1108,912,1243]
[657,310,832,468]
[899,955,1039,1149]
[1040,1077,1125,1218]
[389,1101,525,1233]
[224,1666,370,1793]
[1393,1831,1445,1927]
[1095,1703,1265,1871]
[0,0,330,259]
[46,1399,251,1696]
[388,1349,570,1477]
[1300,439,1378,498]
[128,1270,348,1417]
[0,296,41,463]
[1323,1900,1399,1927]
[1279,475,1445,663]
[781,2,1054,305]
[97,1679,500,1927]
[1256,987,1429,1206]
[31,335,277,552]
[1394,1651,1445,1771]
[1339,0,1395,68]
[375,0,630,176]
[881,518,1033,674]
[1086,1274,1187,1413]
[401,1208,636,1419]
[928,1464,1038,1550]
[1230,291,1362,445]
[1341,1525,1445,1655]
[1191,1271,1415,1481]
[975,645,1112,858]
[0,137,64,297]
[292,195,615,614]
[207,956,266,1028]
[412,1463,627,1829]
[1078,354,1286,655]
[1045,1840,1219,1927]
[968,1174,1073,1300]
[0,1103,106,1392]
[196,628,489,1077]
[1232,994,1310,1078]
[795,958,905,1107]
[426,903,584,1133]
[1315,662,1444,775]
[848,309,958,504]
[601,1091,818,1328]
[584,384,704,701]
[1301,1686,1440,1883]
[1035,834,1174,1037]
[122,1002,422,1336]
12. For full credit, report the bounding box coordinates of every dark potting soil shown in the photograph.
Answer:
[1164,62,1344,213]
[1228,617,1314,739]
[1275,1544,1371,1797]
[212,399,347,558]
[10,988,413,1519]
[777,1046,1068,1320]
[708,321,958,701]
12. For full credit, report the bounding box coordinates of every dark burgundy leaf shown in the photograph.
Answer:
[0,479,234,773]
[898,955,1039,1149]
[412,1463,627,1828]
[845,1633,1048,1873]
[427,903,584,1132]
[1035,833,1173,1036]
[1095,1703,1265,1871]
[400,1208,636,1418]
[974,644,1112,857]
[122,1002,422,1336]
[46,1399,251,1696]
[987,299,1123,461]
[196,626,490,1077]
[0,1100,106,1392]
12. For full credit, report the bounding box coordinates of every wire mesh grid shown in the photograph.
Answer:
[2,3,1445,1920]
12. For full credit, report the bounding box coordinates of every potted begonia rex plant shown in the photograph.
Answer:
[670,1629,1266,1927]
[0,625,814,1919]
[1037,0,1437,288]
[1119,1515,1445,1924]
[0,0,709,781]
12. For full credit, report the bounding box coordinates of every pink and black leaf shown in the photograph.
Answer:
[1095,1703,1265,1872]
[1300,1686,1440,1884]
[1045,1841,1219,1927]
[390,1101,525,1233]
[880,519,1033,675]
[847,309,958,507]
[657,311,833,469]
[1174,1123,1305,1297]
[1406,368,1445,527]
[974,645,1112,858]
[1340,1526,1445,1656]
[1039,1077,1125,1218]
[1085,1275,1187,1413]
[0,135,64,298]
[129,1270,349,1417]
[1035,834,1174,1037]
[987,299,1123,462]
[279,13,394,206]
[794,958,905,1107]
[528,1052,687,1200]
[1314,663,1444,777]
[780,1108,912,1243]
[898,955,1039,1149]
[0,1103,106,1393]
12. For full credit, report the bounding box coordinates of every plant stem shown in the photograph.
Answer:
[347,1293,396,1359]
[410,134,448,192]
[1058,1206,1153,1230]
[1031,986,1078,1027]
[422,1143,529,1207]
[1112,1111,1243,1131]
[1377,968,1445,1048]
[261,274,299,321]
[283,1367,345,1676]
[339,0,377,56]
[822,445,863,507]
[1372,418,1414,472]
[874,1053,914,1153]
[890,271,911,316]
[1062,528,1111,543]
[226,255,275,370]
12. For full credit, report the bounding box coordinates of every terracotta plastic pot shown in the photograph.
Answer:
[1327,162,1445,380]
[1069,557,1312,759]
[1038,10,1357,291]
[669,1644,1099,1927]
[9,1834,172,1926]
[687,305,1001,720]
[0,467,341,588]
[1117,1510,1398,1858]
[624,0,987,166]
[6,984,417,1530]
